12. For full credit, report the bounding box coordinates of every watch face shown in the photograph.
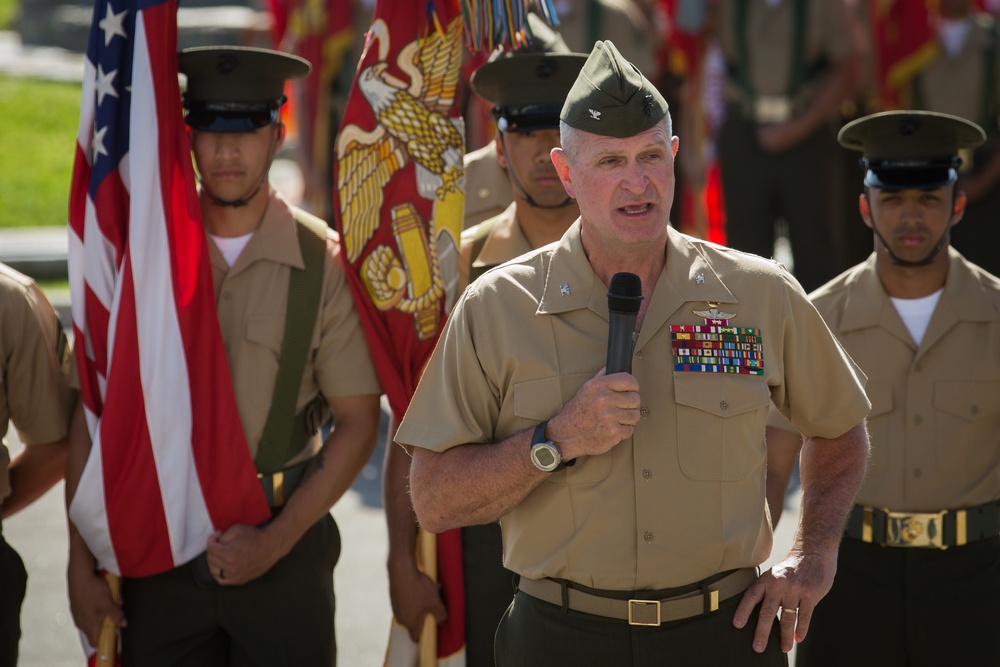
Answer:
[534,446,557,468]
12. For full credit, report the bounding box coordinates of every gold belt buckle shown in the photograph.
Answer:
[753,96,793,124]
[628,599,661,626]
[884,509,947,549]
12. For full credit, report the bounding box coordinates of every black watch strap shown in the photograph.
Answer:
[532,420,575,471]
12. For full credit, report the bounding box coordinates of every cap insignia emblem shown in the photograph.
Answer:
[644,94,654,115]
[588,109,601,120]
[217,55,238,75]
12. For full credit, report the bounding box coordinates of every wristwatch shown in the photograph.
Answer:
[530,420,572,473]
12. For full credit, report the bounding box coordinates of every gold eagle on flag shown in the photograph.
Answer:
[336,16,464,338]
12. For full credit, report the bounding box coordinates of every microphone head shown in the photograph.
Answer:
[607,272,643,313]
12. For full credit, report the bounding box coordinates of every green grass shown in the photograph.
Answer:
[0,0,15,30]
[0,75,82,228]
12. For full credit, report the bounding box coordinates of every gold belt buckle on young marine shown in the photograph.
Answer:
[883,509,948,549]
[753,96,793,124]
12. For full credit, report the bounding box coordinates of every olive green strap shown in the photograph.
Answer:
[735,0,809,99]
[254,214,327,474]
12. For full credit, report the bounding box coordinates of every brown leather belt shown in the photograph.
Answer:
[517,567,757,627]
[844,501,1000,550]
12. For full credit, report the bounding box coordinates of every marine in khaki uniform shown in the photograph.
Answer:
[767,112,1000,666]
[907,0,1000,276]
[398,41,870,665]
[0,263,75,667]
[383,21,585,665]
[716,0,862,292]
[65,47,381,665]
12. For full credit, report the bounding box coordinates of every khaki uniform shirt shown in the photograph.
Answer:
[916,17,999,130]
[0,264,75,503]
[398,221,869,590]
[553,0,657,79]
[463,144,511,230]
[209,191,380,466]
[718,0,854,107]
[458,203,531,293]
[806,251,1000,511]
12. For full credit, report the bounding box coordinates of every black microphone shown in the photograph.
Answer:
[606,272,643,374]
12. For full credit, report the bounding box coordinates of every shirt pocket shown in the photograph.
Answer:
[863,382,894,475]
[244,314,283,411]
[513,374,613,486]
[933,381,1000,477]
[674,373,771,481]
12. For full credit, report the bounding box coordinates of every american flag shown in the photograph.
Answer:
[67,0,271,577]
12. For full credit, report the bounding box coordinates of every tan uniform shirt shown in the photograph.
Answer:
[0,263,75,503]
[458,203,531,293]
[806,251,1000,511]
[916,16,999,135]
[463,143,511,230]
[209,191,380,466]
[398,221,869,590]
[553,0,657,78]
[717,0,854,106]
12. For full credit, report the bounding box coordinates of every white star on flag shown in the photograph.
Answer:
[95,64,118,106]
[92,125,109,160]
[99,5,128,46]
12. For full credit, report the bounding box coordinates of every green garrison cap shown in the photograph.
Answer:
[471,14,587,131]
[838,110,985,190]
[178,46,310,132]
[560,40,667,138]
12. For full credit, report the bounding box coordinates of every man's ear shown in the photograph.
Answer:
[276,122,287,148]
[550,147,574,198]
[952,189,967,226]
[494,134,507,169]
[859,193,874,230]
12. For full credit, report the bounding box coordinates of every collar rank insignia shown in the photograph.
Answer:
[560,282,571,297]
[695,272,705,285]
[669,302,763,375]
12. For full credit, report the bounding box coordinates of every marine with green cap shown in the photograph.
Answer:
[383,18,586,666]
[765,109,1000,667]
[66,46,382,665]
[462,12,581,229]
[396,40,870,665]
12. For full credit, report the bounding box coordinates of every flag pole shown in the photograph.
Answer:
[417,527,438,667]
[95,572,121,666]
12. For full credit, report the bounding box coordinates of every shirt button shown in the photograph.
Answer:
[913,468,922,478]
[644,532,654,543]
[914,363,923,372]
[640,407,649,418]
[914,415,923,425]
[720,400,729,411]
[222,291,232,301]
[970,405,979,415]
[478,187,490,200]
[642,468,652,480]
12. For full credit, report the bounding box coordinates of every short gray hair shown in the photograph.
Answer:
[558,112,673,164]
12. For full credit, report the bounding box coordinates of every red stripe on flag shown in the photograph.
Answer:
[100,266,175,575]
[68,143,91,239]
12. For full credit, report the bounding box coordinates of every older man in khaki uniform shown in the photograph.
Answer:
[0,263,75,667]
[716,0,862,292]
[767,111,1000,666]
[398,41,870,665]
[905,0,1000,276]
[66,47,381,666]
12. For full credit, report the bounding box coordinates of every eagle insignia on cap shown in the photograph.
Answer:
[589,109,601,120]
[216,55,238,75]
[644,94,654,115]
